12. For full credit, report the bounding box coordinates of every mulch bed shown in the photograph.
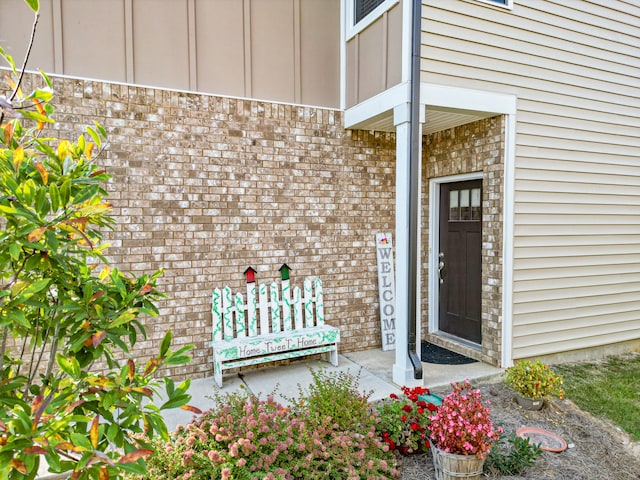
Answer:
[398,382,640,480]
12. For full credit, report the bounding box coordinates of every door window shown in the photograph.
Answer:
[448,187,482,221]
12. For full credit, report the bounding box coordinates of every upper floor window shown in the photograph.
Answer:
[475,0,513,8]
[355,0,386,24]
[347,0,399,39]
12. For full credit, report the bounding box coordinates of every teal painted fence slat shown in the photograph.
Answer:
[270,282,281,333]
[293,286,303,330]
[315,278,324,326]
[223,286,234,340]
[282,278,292,331]
[259,282,269,335]
[212,288,223,341]
[235,292,246,338]
[304,278,314,328]
[247,281,257,337]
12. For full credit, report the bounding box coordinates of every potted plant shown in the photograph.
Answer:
[375,385,439,454]
[503,360,564,410]
[428,380,502,480]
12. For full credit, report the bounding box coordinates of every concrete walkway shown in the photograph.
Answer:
[162,348,503,432]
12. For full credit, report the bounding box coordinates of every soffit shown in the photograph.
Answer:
[347,106,495,134]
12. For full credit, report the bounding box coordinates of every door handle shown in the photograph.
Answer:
[438,252,445,284]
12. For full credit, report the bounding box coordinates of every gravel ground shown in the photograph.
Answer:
[398,382,640,480]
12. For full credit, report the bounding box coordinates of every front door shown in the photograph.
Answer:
[438,180,482,344]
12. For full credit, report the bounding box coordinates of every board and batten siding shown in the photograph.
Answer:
[345,1,403,108]
[421,0,640,359]
[0,0,340,108]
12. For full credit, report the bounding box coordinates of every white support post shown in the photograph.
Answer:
[392,102,424,388]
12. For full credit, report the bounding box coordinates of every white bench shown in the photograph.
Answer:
[210,276,340,387]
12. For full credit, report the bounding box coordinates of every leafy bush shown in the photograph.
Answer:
[132,371,399,480]
[504,360,564,399]
[0,3,193,478]
[375,386,437,453]
[484,433,542,475]
[287,368,374,432]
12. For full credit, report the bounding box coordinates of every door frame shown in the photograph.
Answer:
[428,172,484,344]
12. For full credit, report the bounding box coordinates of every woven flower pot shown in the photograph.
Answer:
[430,443,485,480]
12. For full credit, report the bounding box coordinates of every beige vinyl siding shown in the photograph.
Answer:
[0,0,340,108]
[422,0,640,358]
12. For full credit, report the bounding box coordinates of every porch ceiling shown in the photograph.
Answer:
[347,105,495,135]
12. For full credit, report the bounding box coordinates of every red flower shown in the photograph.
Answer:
[390,393,399,400]
[411,423,420,431]
[426,403,438,412]
[402,404,412,413]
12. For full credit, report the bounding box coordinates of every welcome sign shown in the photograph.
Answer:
[376,233,396,351]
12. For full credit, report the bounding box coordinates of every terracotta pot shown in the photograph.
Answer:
[515,393,544,411]
[430,442,485,480]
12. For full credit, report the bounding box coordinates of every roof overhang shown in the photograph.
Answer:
[344,82,516,134]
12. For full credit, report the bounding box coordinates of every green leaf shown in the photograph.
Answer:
[164,378,175,398]
[39,69,52,89]
[9,243,21,261]
[18,109,52,125]
[56,354,80,378]
[49,183,60,211]
[59,179,70,206]
[85,126,100,147]
[23,0,39,12]
[25,87,53,103]
[34,187,49,217]
[77,133,85,152]
[94,121,107,139]
[6,309,29,329]
[22,278,50,297]
[0,46,17,73]
[70,184,98,205]
[165,355,191,366]
[159,331,172,357]
[160,394,189,410]
[69,433,92,451]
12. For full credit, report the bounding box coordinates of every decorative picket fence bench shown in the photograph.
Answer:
[210,268,340,387]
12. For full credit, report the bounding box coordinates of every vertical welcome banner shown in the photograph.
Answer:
[376,233,396,351]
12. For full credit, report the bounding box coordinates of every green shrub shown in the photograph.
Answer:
[132,372,399,479]
[484,433,542,475]
[287,368,374,432]
[0,4,193,478]
[503,360,564,399]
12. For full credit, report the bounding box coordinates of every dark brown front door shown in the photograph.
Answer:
[438,180,482,344]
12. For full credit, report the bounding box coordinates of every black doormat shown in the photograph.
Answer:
[420,341,478,365]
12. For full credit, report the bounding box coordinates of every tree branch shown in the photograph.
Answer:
[9,11,39,102]
[0,10,39,126]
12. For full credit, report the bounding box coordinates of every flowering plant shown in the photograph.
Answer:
[130,371,400,479]
[504,360,564,399]
[428,380,502,459]
[375,386,438,454]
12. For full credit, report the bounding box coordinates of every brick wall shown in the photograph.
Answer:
[11,73,505,379]
[34,74,398,378]
[421,116,505,366]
